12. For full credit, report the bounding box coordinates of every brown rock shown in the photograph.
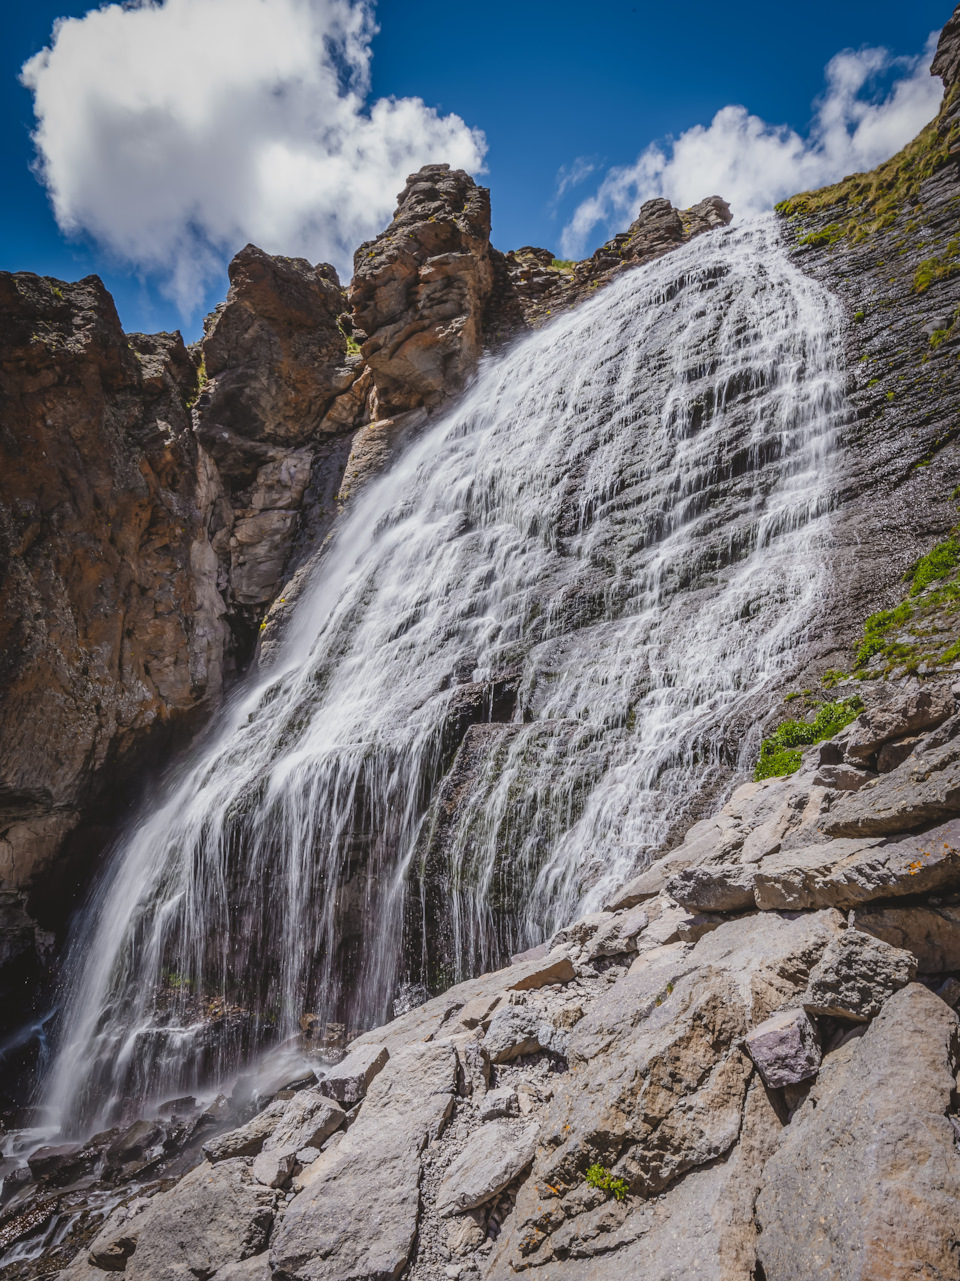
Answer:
[850,902,960,971]
[350,164,495,417]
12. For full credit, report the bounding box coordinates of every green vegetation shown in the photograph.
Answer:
[185,356,208,410]
[914,240,960,294]
[853,310,865,323]
[551,258,576,272]
[905,532,960,596]
[754,698,863,781]
[586,1164,629,1202]
[775,112,959,247]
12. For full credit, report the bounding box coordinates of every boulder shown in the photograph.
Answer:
[434,1121,539,1217]
[824,739,960,836]
[252,1090,344,1188]
[202,1098,288,1162]
[850,903,960,971]
[802,929,916,1021]
[753,823,960,911]
[755,984,960,1280]
[86,1199,150,1271]
[744,1008,822,1088]
[842,682,954,762]
[478,1087,519,1121]
[126,1159,277,1281]
[586,906,650,956]
[483,1007,543,1063]
[666,864,757,913]
[317,1043,389,1106]
[270,1042,457,1281]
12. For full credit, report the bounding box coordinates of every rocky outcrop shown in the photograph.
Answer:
[350,164,495,418]
[484,196,732,336]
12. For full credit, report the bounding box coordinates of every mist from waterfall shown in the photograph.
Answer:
[45,216,847,1132]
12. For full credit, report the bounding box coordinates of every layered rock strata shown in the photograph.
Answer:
[776,5,960,682]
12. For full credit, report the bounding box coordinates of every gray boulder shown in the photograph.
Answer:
[842,682,954,762]
[824,739,960,836]
[483,1007,542,1063]
[744,1008,821,1088]
[802,929,915,1021]
[317,1043,388,1106]
[435,1121,539,1216]
[755,984,960,1280]
[851,903,960,971]
[479,1087,519,1121]
[666,864,757,913]
[203,1098,287,1162]
[586,906,650,957]
[126,1159,277,1281]
[269,1041,457,1281]
[754,823,960,911]
[252,1090,344,1188]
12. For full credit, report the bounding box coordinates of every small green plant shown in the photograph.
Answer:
[853,310,865,323]
[186,356,208,410]
[821,669,846,690]
[754,698,863,781]
[914,240,960,294]
[551,258,576,271]
[855,601,914,668]
[585,1163,629,1202]
[905,531,960,596]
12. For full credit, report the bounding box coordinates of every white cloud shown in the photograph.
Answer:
[561,35,943,258]
[22,0,486,314]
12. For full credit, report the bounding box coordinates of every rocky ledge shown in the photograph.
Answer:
[6,674,960,1279]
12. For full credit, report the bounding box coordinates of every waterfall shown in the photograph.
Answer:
[44,216,846,1132]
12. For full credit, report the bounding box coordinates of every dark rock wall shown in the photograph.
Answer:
[777,9,960,683]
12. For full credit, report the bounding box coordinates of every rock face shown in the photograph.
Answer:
[350,164,495,418]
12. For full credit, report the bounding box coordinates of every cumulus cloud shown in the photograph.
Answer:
[561,35,943,258]
[22,0,486,313]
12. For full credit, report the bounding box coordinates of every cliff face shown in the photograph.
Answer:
[775,5,960,685]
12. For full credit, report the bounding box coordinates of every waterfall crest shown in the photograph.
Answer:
[46,216,846,1131]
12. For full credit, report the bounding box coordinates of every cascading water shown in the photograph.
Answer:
[44,215,846,1132]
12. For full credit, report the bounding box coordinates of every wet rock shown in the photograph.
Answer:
[483,1008,543,1063]
[316,1042,388,1105]
[252,1090,344,1188]
[105,1120,163,1168]
[27,1141,97,1186]
[755,984,960,1280]
[270,1041,457,1281]
[434,1120,539,1217]
[666,864,757,913]
[849,903,960,972]
[126,1159,277,1281]
[744,1008,822,1088]
[202,1098,288,1162]
[802,929,916,1021]
[754,822,960,910]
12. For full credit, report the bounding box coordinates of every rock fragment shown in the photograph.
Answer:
[435,1121,539,1217]
[317,1043,389,1106]
[744,1008,822,1088]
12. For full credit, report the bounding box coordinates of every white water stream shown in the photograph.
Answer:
[45,216,846,1131]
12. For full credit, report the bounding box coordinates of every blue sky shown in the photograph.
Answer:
[1,0,951,340]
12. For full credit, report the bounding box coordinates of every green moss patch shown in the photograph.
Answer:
[754,698,863,781]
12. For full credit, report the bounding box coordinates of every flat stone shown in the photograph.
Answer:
[802,929,915,1021]
[666,864,756,913]
[744,1008,822,1088]
[126,1159,277,1281]
[753,823,960,911]
[850,903,960,971]
[755,984,960,1280]
[457,992,503,1030]
[435,1121,539,1216]
[812,764,875,791]
[317,1043,389,1106]
[483,1007,542,1063]
[876,737,922,773]
[506,952,576,991]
